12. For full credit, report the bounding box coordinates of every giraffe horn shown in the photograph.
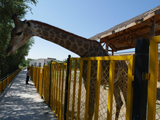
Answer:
[12,13,19,26]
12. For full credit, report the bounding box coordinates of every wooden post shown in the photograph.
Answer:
[106,42,109,53]
[150,16,156,38]
[112,49,114,56]
[132,38,149,120]
[41,63,45,99]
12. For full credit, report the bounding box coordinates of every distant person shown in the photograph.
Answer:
[26,68,30,84]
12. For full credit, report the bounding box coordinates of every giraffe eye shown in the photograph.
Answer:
[16,31,22,36]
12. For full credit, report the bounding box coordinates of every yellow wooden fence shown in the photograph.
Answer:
[0,69,21,93]
[29,62,67,119]
[29,55,135,120]
[67,56,134,120]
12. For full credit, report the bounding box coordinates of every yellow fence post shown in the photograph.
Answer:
[3,79,6,90]
[107,60,115,120]
[94,60,102,120]
[36,67,39,89]
[39,67,43,95]
[59,63,62,120]
[35,67,38,86]
[76,60,83,120]
[7,77,9,85]
[50,62,53,109]
[42,65,46,99]
[71,60,77,120]
[46,65,50,104]
[61,63,66,120]
[126,56,134,120]
[56,63,59,115]
[53,63,57,112]
[147,36,159,120]
[58,63,61,117]
[51,63,55,111]
[84,60,91,120]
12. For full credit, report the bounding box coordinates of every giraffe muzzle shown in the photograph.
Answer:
[6,46,14,56]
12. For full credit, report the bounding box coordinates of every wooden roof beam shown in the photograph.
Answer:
[100,31,146,45]
[142,21,160,30]
[109,40,135,47]
[100,25,150,42]
[113,46,135,51]
[108,43,117,51]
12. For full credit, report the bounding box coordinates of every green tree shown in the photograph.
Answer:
[62,59,67,63]
[25,58,34,67]
[0,0,38,78]
[15,38,34,68]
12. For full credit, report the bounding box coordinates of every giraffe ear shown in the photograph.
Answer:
[24,20,31,27]
[26,21,31,27]
[12,13,19,26]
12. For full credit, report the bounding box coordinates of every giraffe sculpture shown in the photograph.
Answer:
[7,14,128,119]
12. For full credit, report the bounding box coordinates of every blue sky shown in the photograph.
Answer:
[24,1,159,60]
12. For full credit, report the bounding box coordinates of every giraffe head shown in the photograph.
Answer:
[6,14,32,56]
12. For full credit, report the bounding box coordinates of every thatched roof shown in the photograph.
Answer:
[90,5,160,51]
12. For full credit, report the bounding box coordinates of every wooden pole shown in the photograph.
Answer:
[105,42,109,53]
[150,16,156,38]
[112,49,114,56]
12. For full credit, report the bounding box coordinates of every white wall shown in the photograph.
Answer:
[29,59,55,67]
[29,59,45,67]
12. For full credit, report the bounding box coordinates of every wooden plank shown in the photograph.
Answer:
[110,40,135,46]
[142,21,160,30]
[155,9,160,15]
[150,16,156,37]
[112,50,114,55]
[105,42,109,53]
[100,26,150,42]
[109,43,117,51]
[143,12,155,21]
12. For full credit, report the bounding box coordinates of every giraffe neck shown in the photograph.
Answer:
[29,20,108,57]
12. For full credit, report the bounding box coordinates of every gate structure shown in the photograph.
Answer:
[66,55,134,120]
[29,55,135,120]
